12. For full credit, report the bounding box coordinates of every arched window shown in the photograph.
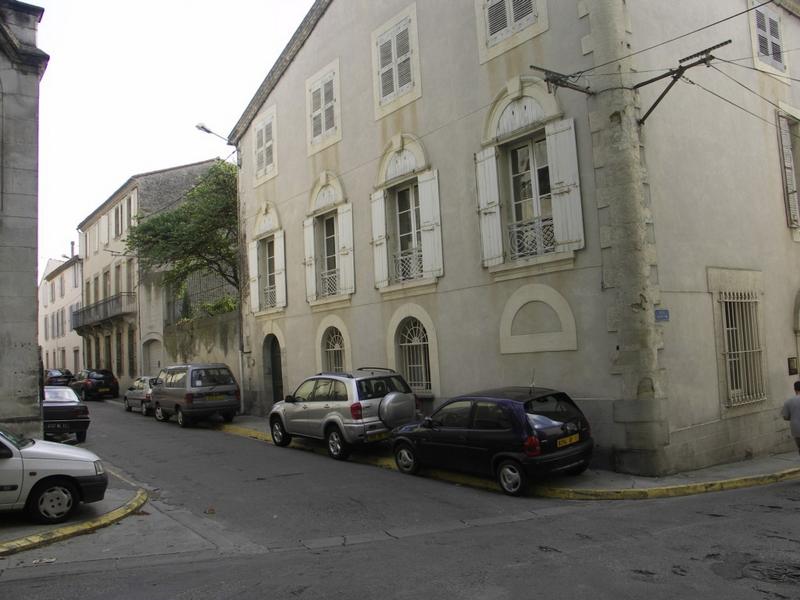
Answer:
[397,317,430,393]
[322,327,345,373]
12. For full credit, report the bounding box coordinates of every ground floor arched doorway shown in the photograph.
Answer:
[262,334,284,409]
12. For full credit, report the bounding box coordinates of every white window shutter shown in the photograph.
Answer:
[371,189,389,288]
[100,215,109,245]
[778,114,800,227]
[274,230,287,308]
[475,146,504,266]
[545,118,584,252]
[247,241,260,312]
[418,169,443,278]
[303,217,317,301]
[337,203,355,294]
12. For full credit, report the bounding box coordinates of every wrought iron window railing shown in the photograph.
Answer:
[262,284,277,310]
[507,216,555,260]
[319,267,339,298]
[393,246,423,282]
[72,293,137,329]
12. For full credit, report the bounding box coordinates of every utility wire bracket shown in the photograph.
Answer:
[634,39,731,125]
[530,65,594,95]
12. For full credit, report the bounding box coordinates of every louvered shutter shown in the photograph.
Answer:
[323,79,335,133]
[371,190,389,288]
[311,86,323,139]
[511,0,534,23]
[337,203,355,294]
[418,169,443,278]
[475,146,504,266]
[487,0,508,38]
[264,121,273,171]
[378,31,395,101]
[274,230,286,308]
[100,215,109,245]
[247,241,260,312]
[756,7,784,69]
[546,118,584,252]
[255,125,265,177]
[395,23,412,92]
[778,114,800,227]
[303,217,317,301]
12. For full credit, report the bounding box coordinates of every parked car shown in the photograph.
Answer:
[391,387,593,496]
[69,369,119,401]
[44,368,74,386]
[42,386,91,443]
[123,375,158,415]
[0,425,107,524]
[269,367,418,460]
[150,363,239,427]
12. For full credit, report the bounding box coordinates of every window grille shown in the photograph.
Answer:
[394,246,423,281]
[720,291,766,406]
[398,318,431,393]
[507,216,555,259]
[323,327,345,373]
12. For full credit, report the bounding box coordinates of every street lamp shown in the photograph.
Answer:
[195,123,231,144]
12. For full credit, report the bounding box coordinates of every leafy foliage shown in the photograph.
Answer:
[125,161,239,292]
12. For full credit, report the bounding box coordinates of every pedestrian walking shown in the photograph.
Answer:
[781,381,800,455]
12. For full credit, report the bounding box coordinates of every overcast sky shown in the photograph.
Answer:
[34,0,315,279]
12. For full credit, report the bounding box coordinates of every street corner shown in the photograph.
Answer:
[0,488,149,557]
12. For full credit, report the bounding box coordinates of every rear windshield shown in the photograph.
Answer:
[45,388,80,403]
[48,369,66,376]
[525,393,582,428]
[357,376,411,400]
[90,371,113,380]
[191,368,235,387]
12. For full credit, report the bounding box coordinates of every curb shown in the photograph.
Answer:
[0,488,149,557]
[219,422,800,500]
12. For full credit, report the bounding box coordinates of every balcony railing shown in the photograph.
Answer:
[262,284,277,310]
[507,216,555,260]
[72,292,136,329]
[319,267,339,298]
[394,246,423,282]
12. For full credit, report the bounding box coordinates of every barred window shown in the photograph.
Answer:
[322,326,345,373]
[720,291,766,406]
[397,317,431,393]
[128,327,136,377]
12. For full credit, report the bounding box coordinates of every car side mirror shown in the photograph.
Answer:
[0,444,12,459]
[155,379,163,386]
[422,417,433,429]
[284,395,295,403]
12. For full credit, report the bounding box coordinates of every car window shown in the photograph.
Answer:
[434,400,472,428]
[472,401,513,430]
[331,380,348,402]
[170,370,187,389]
[356,376,411,400]
[192,368,235,387]
[312,379,333,403]
[525,394,582,428]
[293,379,317,402]
[44,388,80,402]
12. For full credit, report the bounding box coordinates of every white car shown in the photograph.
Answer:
[0,425,108,524]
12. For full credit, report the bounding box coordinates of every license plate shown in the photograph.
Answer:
[46,423,69,430]
[206,394,225,402]
[367,431,390,442]
[98,387,109,392]
[557,433,579,448]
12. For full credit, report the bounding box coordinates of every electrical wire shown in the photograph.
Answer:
[572,0,774,78]
[681,75,776,128]
[709,64,783,112]
[715,56,800,83]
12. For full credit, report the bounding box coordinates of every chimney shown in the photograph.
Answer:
[70,241,74,257]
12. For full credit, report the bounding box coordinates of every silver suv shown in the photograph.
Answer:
[269,368,418,460]
[151,363,240,427]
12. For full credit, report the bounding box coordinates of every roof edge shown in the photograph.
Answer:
[228,0,333,144]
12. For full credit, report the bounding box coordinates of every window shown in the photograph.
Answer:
[126,258,134,292]
[104,334,111,370]
[475,0,548,64]
[392,183,423,281]
[322,327,345,373]
[306,59,341,154]
[50,281,55,302]
[777,111,800,228]
[720,291,765,406]
[248,232,286,312]
[115,264,121,295]
[103,271,111,299]
[93,335,100,368]
[397,317,431,394]
[72,264,79,288]
[473,401,513,430]
[86,339,92,369]
[254,106,276,181]
[126,196,132,230]
[434,400,472,428]
[293,379,316,402]
[73,348,79,373]
[116,330,123,376]
[44,315,49,340]
[59,274,65,297]
[371,4,422,119]
[753,2,785,72]
[114,204,122,238]
[476,117,584,268]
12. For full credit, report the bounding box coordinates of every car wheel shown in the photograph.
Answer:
[75,431,87,443]
[176,408,190,428]
[154,405,168,422]
[141,402,150,416]
[394,443,420,475]
[326,426,350,461]
[270,418,292,447]
[26,478,79,524]
[123,397,132,412]
[497,460,527,496]
[222,412,235,424]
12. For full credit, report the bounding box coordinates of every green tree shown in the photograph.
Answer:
[125,160,239,292]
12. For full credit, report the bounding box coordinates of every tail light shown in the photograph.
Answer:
[350,401,363,420]
[235,389,241,402]
[524,434,541,457]
[184,393,194,405]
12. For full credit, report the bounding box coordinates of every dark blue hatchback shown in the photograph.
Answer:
[391,387,593,496]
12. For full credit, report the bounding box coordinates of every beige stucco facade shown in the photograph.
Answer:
[0,1,47,436]
[231,0,800,475]
[38,254,83,374]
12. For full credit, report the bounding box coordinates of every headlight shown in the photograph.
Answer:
[94,460,105,475]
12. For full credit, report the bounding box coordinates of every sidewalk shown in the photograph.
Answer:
[1,411,797,558]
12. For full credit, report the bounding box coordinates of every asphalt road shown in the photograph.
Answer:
[1,400,799,599]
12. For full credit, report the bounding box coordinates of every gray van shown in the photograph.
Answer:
[150,363,239,427]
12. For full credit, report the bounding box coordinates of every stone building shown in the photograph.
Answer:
[0,1,48,436]
[74,159,216,393]
[229,0,800,475]
[38,250,83,374]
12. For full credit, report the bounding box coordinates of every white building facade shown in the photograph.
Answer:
[39,254,83,373]
[230,0,800,475]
